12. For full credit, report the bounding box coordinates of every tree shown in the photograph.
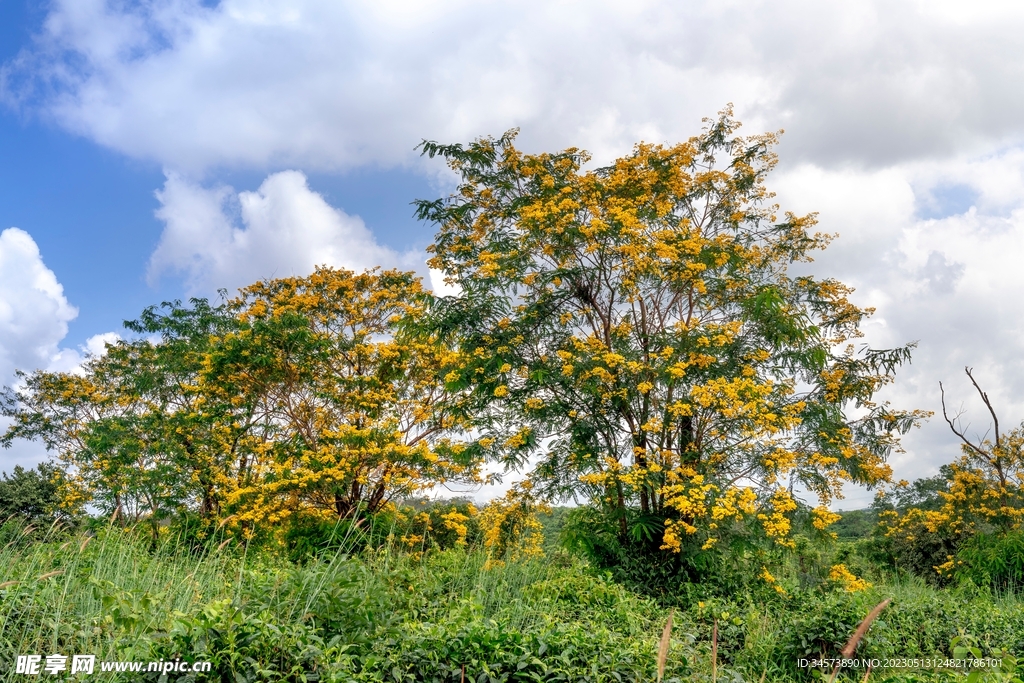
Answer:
[0,463,65,523]
[417,109,925,557]
[208,266,483,530]
[1,300,239,530]
[937,367,1024,533]
[872,467,951,514]
[879,368,1024,578]
[2,268,483,540]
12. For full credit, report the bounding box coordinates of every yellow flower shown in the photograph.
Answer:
[828,564,870,592]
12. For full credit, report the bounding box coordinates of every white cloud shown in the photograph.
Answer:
[0,228,78,381]
[47,331,122,375]
[767,147,1024,496]
[8,0,1024,173]
[428,268,462,298]
[149,169,425,294]
[83,331,120,358]
[0,228,102,471]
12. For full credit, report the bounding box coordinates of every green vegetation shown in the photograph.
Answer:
[0,464,63,523]
[0,514,1022,682]
[2,114,1024,680]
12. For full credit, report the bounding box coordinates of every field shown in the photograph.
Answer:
[1,512,1022,683]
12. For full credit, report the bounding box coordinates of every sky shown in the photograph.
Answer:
[2,0,1024,507]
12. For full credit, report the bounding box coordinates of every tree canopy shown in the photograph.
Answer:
[2,267,483,539]
[418,109,925,553]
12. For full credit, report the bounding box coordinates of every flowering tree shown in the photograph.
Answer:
[211,267,483,530]
[1,300,233,525]
[418,109,925,555]
[2,268,484,539]
[880,367,1024,577]
[933,367,1024,533]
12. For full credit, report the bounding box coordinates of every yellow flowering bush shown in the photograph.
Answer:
[828,564,871,592]
[391,499,481,553]
[879,368,1024,581]
[478,481,549,567]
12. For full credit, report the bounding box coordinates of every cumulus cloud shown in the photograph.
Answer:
[149,170,421,294]
[6,0,1024,172]
[766,147,1024,506]
[0,228,78,381]
[47,331,122,375]
[0,229,118,470]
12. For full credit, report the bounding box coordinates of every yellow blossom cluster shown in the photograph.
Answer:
[441,509,472,547]
[478,481,549,567]
[828,564,871,592]
[759,566,788,596]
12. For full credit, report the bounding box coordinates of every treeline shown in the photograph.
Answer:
[2,110,1022,592]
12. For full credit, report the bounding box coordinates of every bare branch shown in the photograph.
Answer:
[965,367,1000,448]
[939,379,987,457]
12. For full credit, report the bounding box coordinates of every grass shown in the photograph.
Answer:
[0,519,1022,682]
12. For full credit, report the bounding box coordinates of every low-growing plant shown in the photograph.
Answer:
[1,515,1023,682]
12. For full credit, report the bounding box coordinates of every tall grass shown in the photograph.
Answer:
[2,518,1023,682]
[1,520,238,667]
[0,519,638,681]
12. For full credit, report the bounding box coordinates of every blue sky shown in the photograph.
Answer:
[3,0,1024,506]
[0,0,438,348]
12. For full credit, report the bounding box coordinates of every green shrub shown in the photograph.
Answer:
[283,515,367,563]
[956,530,1024,590]
[772,593,887,680]
[867,517,963,583]
[150,599,358,682]
[397,498,483,552]
[561,504,790,605]
[3,518,1024,683]
[357,619,691,683]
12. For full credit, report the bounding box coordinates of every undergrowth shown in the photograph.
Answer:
[0,520,1022,682]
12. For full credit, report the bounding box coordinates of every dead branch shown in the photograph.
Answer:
[965,366,1000,448]
[939,379,986,458]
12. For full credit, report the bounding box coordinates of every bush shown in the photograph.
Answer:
[3,515,1024,682]
[773,593,888,680]
[870,509,964,582]
[956,529,1024,590]
[150,598,359,682]
[283,515,368,563]
[357,619,691,683]
[560,504,789,604]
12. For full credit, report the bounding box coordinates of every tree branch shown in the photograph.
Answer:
[965,366,1000,448]
[939,379,986,458]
